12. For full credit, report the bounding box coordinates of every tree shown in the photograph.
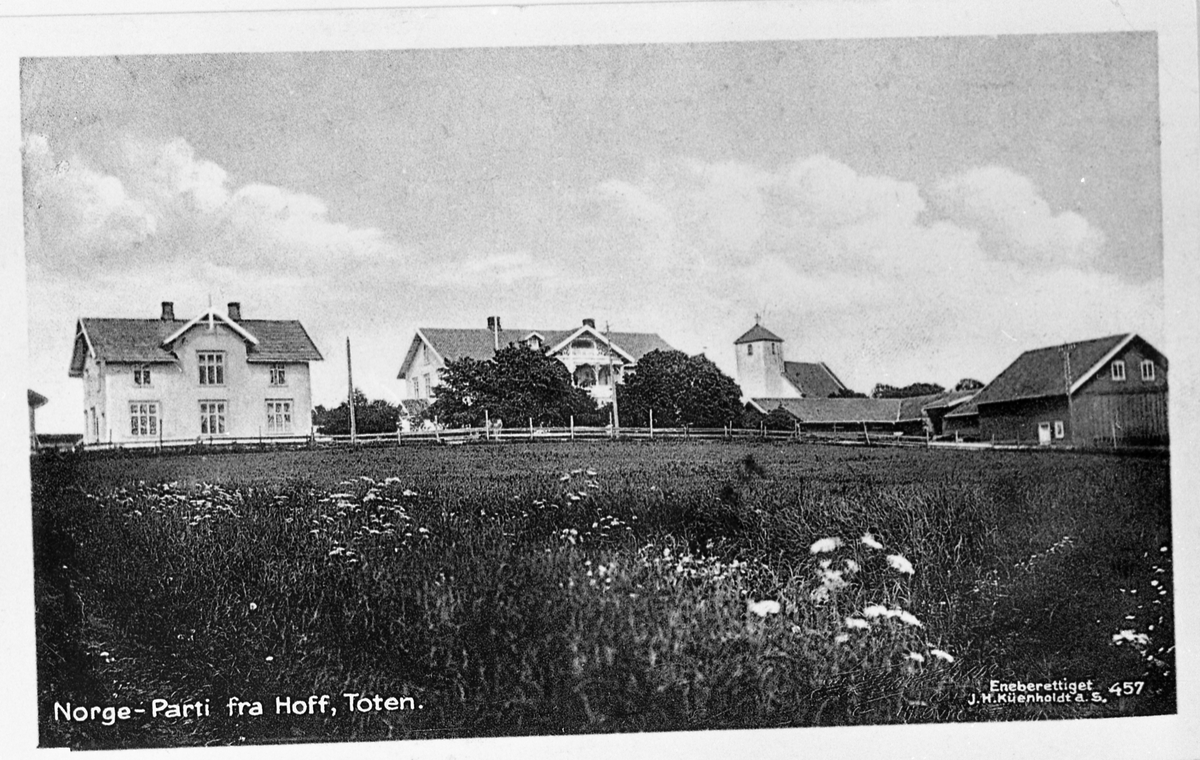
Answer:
[427,344,595,428]
[870,382,946,399]
[313,389,399,434]
[955,378,985,391]
[617,349,744,428]
[829,387,868,398]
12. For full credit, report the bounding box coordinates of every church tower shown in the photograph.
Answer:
[734,321,788,398]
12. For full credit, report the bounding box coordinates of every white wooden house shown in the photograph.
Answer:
[69,301,323,445]
[397,317,675,404]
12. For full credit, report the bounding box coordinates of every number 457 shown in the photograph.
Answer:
[1108,681,1145,696]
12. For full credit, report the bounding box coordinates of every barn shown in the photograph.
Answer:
[968,333,1167,448]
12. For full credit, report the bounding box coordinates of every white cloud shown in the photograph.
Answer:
[23,133,401,275]
[591,154,1160,392]
[930,166,1106,267]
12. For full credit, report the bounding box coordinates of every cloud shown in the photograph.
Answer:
[929,165,1105,266]
[590,154,1159,391]
[23,133,401,276]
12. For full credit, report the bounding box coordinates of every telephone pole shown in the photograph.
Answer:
[346,337,357,445]
[606,322,620,439]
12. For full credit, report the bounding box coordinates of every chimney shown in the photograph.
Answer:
[487,316,502,350]
[227,302,242,321]
[161,301,175,321]
[582,318,595,329]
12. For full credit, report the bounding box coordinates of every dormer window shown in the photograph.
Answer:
[1140,359,1155,381]
[1110,360,1126,381]
[134,365,152,386]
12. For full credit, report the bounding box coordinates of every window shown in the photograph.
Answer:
[134,364,152,386]
[266,400,292,433]
[1110,360,1126,381]
[270,363,287,385]
[1141,359,1155,381]
[200,401,226,435]
[130,402,159,436]
[770,343,777,355]
[90,407,98,439]
[747,344,754,356]
[423,373,431,398]
[198,352,225,385]
[411,378,420,398]
[1054,420,1065,439]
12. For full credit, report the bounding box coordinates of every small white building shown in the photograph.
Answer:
[397,317,675,404]
[69,301,324,445]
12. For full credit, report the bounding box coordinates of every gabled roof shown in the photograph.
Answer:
[398,325,675,378]
[28,389,48,409]
[69,315,322,376]
[734,324,784,344]
[968,333,1156,407]
[782,361,847,398]
[162,307,259,347]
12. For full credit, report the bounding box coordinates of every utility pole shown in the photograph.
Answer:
[606,321,620,440]
[346,337,357,445]
[1062,343,1074,444]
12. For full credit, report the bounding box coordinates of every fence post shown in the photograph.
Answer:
[530,417,534,441]
[761,421,765,439]
[649,409,654,439]
[570,415,575,440]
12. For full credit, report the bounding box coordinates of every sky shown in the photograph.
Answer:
[21,33,1164,433]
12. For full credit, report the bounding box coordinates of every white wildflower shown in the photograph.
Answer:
[896,610,923,627]
[907,652,925,663]
[887,554,915,575]
[844,559,860,573]
[810,537,843,554]
[860,533,884,550]
[930,649,955,663]
[748,599,781,617]
[834,633,851,644]
[844,617,870,630]
[863,604,889,618]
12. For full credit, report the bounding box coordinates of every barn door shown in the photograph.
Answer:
[1037,422,1052,446]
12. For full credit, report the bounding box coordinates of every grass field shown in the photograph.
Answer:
[31,441,1174,748]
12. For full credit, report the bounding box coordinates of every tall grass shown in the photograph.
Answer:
[32,443,1173,748]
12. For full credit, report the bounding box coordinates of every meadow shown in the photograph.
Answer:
[31,441,1174,748]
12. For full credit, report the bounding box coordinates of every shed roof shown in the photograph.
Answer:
[757,397,904,424]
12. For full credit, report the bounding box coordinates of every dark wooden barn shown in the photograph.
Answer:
[968,333,1167,448]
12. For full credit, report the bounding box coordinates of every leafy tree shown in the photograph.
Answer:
[617,349,744,428]
[427,344,595,427]
[313,389,399,434]
[955,378,985,391]
[829,387,868,398]
[763,406,798,431]
[870,382,946,399]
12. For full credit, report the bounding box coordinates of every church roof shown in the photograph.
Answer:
[734,324,784,344]
[782,361,847,397]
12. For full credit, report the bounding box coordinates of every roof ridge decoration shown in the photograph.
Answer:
[161,306,259,348]
[546,324,637,364]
